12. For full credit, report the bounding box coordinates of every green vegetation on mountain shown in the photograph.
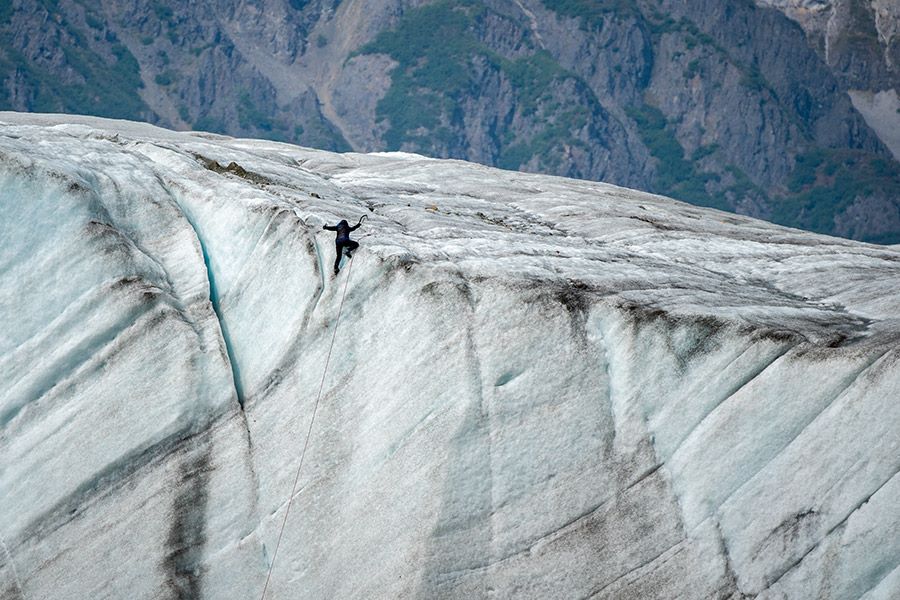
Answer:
[543,0,641,26]
[625,102,900,243]
[775,150,900,243]
[0,2,14,24]
[627,104,729,210]
[357,1,482,149]
[0,4,147,120]
[360,1,606,172]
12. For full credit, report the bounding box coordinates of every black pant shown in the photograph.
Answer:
[334,239,359,271]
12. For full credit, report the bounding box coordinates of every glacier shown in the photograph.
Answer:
[1,112,899,599]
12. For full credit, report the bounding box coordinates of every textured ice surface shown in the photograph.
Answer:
[1,113,899,599]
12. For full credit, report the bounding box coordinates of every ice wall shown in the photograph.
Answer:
[1,113,898,599]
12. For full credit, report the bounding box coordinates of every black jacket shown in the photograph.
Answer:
[323,219,359,242]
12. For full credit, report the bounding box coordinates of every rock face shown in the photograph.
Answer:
[0,1,898,243]
[2,113,900,599]
[755,0,900,90]
[756,0,900,163]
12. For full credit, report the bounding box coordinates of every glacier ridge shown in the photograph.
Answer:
[1,113,899,599]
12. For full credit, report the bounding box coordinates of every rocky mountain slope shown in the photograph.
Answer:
[756,0,899,91]
[756,0,900,159]
[2,113,899,599]
[1,0,899,243]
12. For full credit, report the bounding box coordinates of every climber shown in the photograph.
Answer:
[323,216,365,274]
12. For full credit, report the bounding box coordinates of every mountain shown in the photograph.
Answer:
[756,0,900,92]
[755,0,900,158]
[1,0,899,243]
[2,113,899,599]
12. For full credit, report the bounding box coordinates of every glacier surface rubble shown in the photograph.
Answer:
[1,113,899,599]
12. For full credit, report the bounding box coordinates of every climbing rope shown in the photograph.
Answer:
[259,253,356,600]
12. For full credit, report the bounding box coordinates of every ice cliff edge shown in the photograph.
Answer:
[1,113,899,599]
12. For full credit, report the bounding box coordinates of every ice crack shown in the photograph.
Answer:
[0,534,25,599]
[168,203,245,409]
